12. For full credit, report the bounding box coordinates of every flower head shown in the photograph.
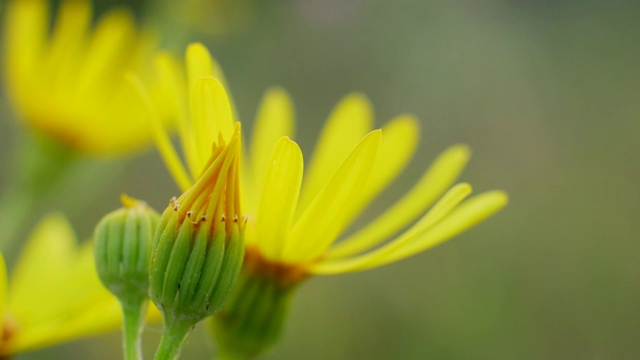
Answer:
[149,43,508,358]
[0,214,160,356]
[142,68,245,357]
[149,124,244,323]
[3,0,157,155]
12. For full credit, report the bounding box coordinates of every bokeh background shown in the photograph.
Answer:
[1,0,639,358]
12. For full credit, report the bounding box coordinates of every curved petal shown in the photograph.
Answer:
[186,42,226,90]
[75,8,136,98]
[313,190,508,274]
[11,243,121,353]
[8,214,77,327]
[342,114,419,228]
[128,74,193,191]
[4,0,48,109]
[44,0,91,97]
[190,77,234,168]
[248,87,296,214]
[327,144,471,260]
[283,130,381,264]
[186,42,238,122]
[252,137,304,261]
[0,253,6,340]
[297,93,373,214]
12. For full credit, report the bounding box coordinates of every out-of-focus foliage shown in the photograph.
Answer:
[1,0,638,359]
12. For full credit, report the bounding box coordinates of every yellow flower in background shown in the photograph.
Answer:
[3,0,157,156]
[0,214,159,356]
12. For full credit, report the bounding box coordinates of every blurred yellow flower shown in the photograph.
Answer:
[3,0,157,156]
[0,214,159,356]
[148,43,508,278]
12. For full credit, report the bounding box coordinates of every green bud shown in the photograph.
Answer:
[150,201,245,324]
[94,194,160,305]
[94,194,160,360]
[150,127,244,360]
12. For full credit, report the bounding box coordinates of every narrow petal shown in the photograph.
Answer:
[327,144,471,259]
[190,77,234,167]
[248,87,295,213]
[186,42,225,89]
[314,190,507,274]
[44,0,91,96]
[342,114,419,227]
[283,130,381,264]
[253,138,304,260]
[310,183,473,274]
[8,215,77,326]
[128,74,193,191]
[12,244,122,353]
[186,42,239,122]
[297,93,373,213]
[75,8,135,96]
[378,191,509,266]
[0,254,6,339]
[4,0,48,107]
[153,53,203,179]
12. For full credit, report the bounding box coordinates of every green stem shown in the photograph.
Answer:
[122,301,147,360]
[0,133,76,254]
[154,316,196,360]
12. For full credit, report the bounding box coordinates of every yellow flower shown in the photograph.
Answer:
[3,0,157,156]
[150,43,508,279]
[0,214,159,356]
[145,43,508,357]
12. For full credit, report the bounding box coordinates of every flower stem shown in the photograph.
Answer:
[122,300,147,360]
[154,315,196,360]
[0,133,76,254]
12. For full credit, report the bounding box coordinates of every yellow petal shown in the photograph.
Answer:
[128,74,193,191]
[283,130,381,263]
[378,190,509,267]
[75,8,135,97]
[190,77,234,168]
[342,114,419,227]
[11,244,122,353]
[310,183,473,274]
[186,42,238,123]
[4,0,48,108]
[248,87,295,213]
[252,137,303,260]
[315,190,508,275]
[297,93,373,213]
[44,0,91,96]
[0,253,6,340]
[8,214,77,327]
[186,42,224,88]
[327,144,471,260]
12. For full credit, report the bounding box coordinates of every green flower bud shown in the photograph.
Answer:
[150,127,245,360]
[94,194,160,360]
[94,194,160,306]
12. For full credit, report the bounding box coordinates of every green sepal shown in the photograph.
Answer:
[209,269,295,360]
[149,209,245,323]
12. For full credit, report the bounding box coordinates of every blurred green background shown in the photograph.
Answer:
[1,0,639,358]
